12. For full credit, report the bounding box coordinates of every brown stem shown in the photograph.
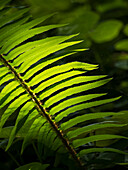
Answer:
[0,54,85,169]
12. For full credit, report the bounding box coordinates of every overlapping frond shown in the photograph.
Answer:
[0,0,127,168]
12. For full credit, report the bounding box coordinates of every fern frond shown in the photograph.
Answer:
[0,1,127,169]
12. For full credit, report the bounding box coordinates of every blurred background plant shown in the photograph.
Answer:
[0,0,128,169]
[23,0,128,112]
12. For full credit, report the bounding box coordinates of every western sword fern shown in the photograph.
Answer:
[0,0,127,169]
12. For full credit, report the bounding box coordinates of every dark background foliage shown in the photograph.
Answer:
[23,0,128,112]
[0,0,128,169]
